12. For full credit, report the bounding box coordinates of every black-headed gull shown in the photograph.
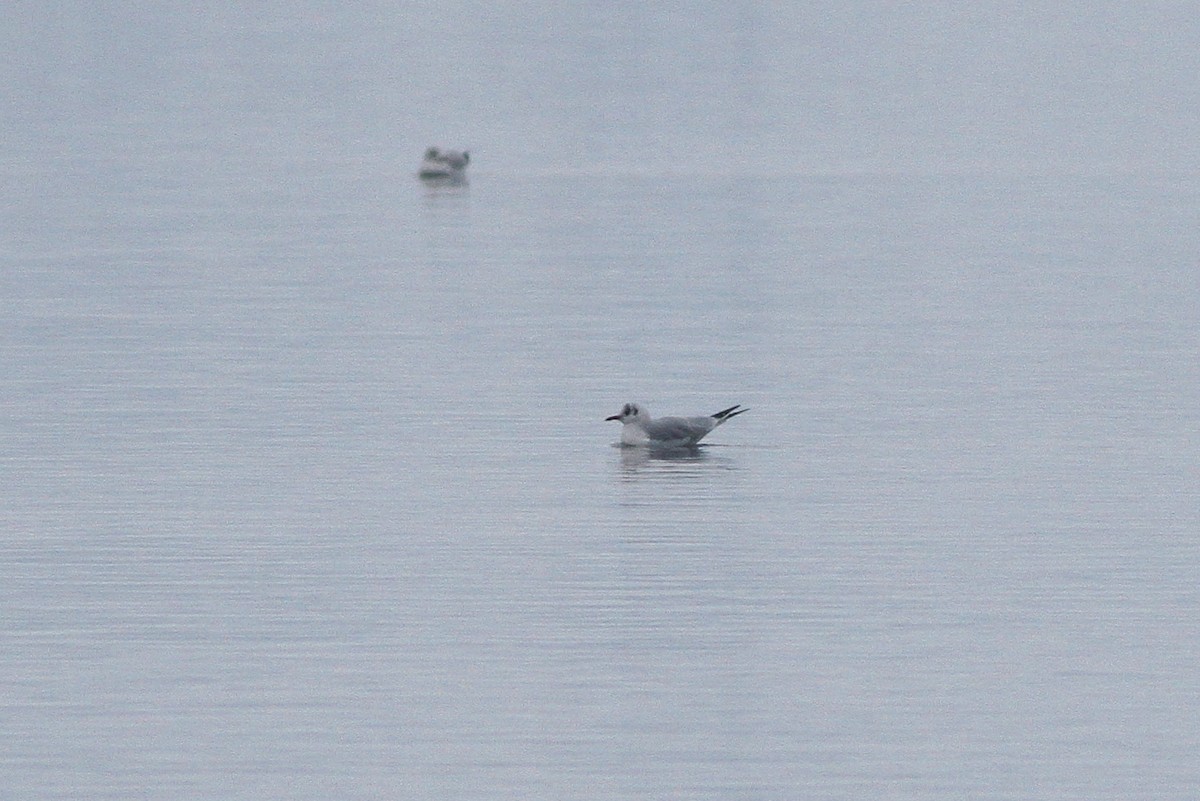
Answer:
[605,403,747,447]
[418,147,470,180]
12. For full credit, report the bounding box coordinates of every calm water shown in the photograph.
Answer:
[4,6,1200,801]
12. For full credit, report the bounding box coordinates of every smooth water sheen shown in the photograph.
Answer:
[3,6,1200,801]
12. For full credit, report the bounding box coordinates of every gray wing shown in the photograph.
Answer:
[644,415,715,444]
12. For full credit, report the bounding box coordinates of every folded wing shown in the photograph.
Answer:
[644,415,716,445]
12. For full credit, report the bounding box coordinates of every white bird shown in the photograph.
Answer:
[418,147,470,180]
[605,403,748,448]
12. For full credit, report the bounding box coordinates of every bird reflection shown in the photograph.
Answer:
[615,443,739,478]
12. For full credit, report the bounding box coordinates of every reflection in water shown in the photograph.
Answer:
[610,444,746,538]
[614,443,739,476]
[420,179,470,206]
[419,173,468,191]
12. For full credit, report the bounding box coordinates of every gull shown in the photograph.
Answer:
[605,403,748,448]
[418,146,470,180]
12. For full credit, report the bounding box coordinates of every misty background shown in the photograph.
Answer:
[3,4,1198,801]
[6,3,1200,178]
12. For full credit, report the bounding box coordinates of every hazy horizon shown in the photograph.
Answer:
[4,3,1200,178]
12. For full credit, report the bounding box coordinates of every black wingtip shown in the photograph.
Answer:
[712,404,748,421]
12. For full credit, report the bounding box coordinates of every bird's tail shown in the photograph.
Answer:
[711,405,748,424]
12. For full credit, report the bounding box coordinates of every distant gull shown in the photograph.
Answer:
[605,403,748,448]
[418,147,470,180]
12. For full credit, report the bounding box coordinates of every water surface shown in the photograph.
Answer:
[3,6,1199,801]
